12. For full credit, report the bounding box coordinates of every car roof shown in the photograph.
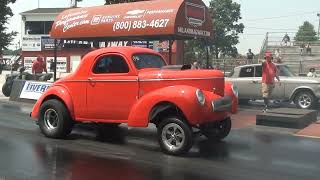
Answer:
[85,46,160,57]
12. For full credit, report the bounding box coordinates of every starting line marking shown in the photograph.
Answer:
[293,134,320,139]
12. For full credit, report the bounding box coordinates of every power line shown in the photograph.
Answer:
[246,11,319,22]
[245,26,297,31]
[240,34,265,36]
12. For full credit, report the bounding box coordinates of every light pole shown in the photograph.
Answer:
[317,13,320,39]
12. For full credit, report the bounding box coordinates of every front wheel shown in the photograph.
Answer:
[200,118,232,141]
[2,82,12,97]
[157,117,193,155]
[294,91,316,109]
[38,99,74,138]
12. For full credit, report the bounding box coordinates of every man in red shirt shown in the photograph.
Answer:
[32,56,47,74]
[262,51,280,112]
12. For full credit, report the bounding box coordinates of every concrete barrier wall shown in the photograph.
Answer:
[9,80,36,103]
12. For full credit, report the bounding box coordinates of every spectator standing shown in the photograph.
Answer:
[246,49,254,64]
[300,42,305,55]
[191,61,201,70]
[307,68,317,77]
[262,51,280,112]
[49,59,56,72]
[306,43,312,55]
[282,33,290,46]
[32,56,47,75]
[274,48,282,63]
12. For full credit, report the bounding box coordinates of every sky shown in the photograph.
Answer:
[6,0,320,55]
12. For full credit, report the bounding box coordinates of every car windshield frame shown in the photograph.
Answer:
[277,65,294,77]
[132,53,166,70]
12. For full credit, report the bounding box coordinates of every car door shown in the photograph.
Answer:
[274,65,287,99]
[236,66,260,99]
[86,54,138,121]
[255,65,285,99]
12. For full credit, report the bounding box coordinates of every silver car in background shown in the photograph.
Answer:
[226,64,320,109]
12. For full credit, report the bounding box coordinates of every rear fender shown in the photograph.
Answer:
[128,85,199,127]
[31,85,74,120]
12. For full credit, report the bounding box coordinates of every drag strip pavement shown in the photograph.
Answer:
[0,101,319,180]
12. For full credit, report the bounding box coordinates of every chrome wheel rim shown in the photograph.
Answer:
[44,108,59,130]
[298,94,312,108]
[161,123,185,151]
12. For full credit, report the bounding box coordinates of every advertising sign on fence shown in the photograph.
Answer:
[20,81,52,100]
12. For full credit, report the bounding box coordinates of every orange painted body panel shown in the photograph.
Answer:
[31,47,238,127]
[31,84,75,120]
[225,82,238,114]
[128,85,228,127]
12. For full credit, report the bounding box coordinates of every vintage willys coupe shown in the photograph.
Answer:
[31,47,238,155]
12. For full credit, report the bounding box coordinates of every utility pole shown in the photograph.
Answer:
[37,0,40,8]
[317,13,320,39]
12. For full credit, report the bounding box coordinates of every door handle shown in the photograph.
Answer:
[88,78,95,86]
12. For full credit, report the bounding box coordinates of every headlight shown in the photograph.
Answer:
[196,89,205,105]
[231,85,239,98]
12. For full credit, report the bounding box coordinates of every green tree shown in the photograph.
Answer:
[294,21,318,42]
[0,0,17,56]
[209,0,244,58]
[184,40,207,65]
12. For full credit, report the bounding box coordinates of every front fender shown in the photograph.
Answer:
[31,84,74,120]
[128,85,201,127]
[225,81,238,114]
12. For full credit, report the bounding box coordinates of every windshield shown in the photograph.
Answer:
[132,54,166,70]
[277,65,294,77]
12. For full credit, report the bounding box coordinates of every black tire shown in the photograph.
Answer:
[38,99,74,138]
[294,91,316,109]
[157,117,193,155]
[200,118,232,141]
[238,99,250,105]
[2,83,12,97]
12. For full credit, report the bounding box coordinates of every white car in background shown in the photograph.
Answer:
[227,64,320,109]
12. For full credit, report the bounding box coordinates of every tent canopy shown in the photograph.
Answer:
[50,0,213,41]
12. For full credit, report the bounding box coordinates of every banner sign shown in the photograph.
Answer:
[22,36,41,51]
[19,81,52,100]
[50,0,212,39]
[41,36,63,50]
[100,41,153,49]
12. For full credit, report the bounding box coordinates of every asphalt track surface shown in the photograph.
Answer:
[0,101,319,180]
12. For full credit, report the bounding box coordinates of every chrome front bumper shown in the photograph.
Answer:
[212,96,232,112]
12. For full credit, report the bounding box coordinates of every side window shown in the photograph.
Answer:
[255,66,262,77]
[239,66,254,77]
[93,55,129,74]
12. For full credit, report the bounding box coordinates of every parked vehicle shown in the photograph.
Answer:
[227,64,320,109]
[2,67,52,97]
[30,47,238,155]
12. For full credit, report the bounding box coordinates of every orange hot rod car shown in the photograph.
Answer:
[31,47,238,155]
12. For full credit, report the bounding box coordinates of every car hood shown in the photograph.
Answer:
[138,69,225,96]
